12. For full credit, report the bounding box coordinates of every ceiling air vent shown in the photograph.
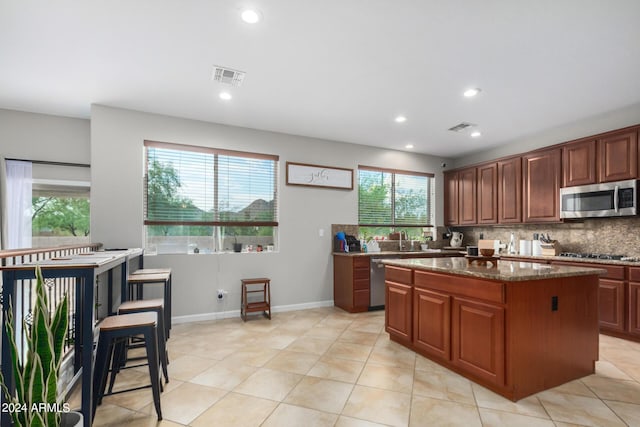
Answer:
[211,66,246,87]
[448,122,476,132]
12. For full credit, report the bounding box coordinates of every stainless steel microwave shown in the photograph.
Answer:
[560,179,637,219]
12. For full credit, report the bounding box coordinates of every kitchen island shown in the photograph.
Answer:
[382,257,605,401]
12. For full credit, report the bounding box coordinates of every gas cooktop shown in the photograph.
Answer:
[559,252,640,262]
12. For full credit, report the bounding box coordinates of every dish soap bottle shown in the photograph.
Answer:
[508,233,516,254]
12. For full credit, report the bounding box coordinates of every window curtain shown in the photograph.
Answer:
[3,160,33,249]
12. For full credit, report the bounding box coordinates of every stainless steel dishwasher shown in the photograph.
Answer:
[370,256,400,310]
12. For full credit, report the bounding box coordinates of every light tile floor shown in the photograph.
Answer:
[79,307,640,426]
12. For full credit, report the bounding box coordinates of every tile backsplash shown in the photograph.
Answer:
[333,218,640,256]
[452,217,640,256]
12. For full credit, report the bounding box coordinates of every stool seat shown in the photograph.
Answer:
[126,271,172,338]
[119,298,164,311]
[99,312,157,331]
[131,268,172,275]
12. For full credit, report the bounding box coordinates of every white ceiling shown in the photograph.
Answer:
[2,0,640,158]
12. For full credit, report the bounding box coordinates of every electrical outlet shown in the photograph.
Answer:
[217,289,227,301]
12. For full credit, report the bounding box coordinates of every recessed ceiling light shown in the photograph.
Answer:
[219,91,232,100]
[463,88,481,98]
[394,115,407,123]
[241,9,261,23]
[405,144,414,149]
[471,131,482,138]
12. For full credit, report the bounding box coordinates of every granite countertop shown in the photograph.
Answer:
[500,253,640,267]
[381,257,607,282]
[333,250,466,257]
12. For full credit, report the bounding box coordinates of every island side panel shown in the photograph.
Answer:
[506,275,599,400]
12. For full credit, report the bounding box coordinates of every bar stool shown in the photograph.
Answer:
[93,312,162,421]
[106,299,169,395]
[241,278,271,321]
[127,270,172,338]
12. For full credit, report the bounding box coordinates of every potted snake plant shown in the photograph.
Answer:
[0,265,82,426]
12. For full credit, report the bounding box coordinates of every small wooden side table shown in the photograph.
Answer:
[241,278,271,321]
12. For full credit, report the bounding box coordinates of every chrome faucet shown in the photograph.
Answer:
[399,231,402,251]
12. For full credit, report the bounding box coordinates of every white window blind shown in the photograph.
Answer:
[144,141,278,227]
[358,165,433,227]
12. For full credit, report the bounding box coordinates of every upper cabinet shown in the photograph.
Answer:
[497,157,522,224]
[523,148,561,223]
[477,163,498,224]
[443,124,640,226]
[562,139,597,187]
[458,167,477,225]
[598,130,638,182]
[444,171,459,225]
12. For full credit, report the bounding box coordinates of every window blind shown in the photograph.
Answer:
[144,140,278,227]
[358,165,433,227]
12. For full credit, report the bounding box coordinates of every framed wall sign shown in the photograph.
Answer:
[286,162,353,190]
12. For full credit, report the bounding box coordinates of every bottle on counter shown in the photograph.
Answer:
[508,233,516,254]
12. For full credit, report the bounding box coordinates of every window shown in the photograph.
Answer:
[358,165,434,240]
[144,141,278,254]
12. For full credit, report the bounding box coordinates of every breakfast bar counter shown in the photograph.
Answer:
[381,258,605,401]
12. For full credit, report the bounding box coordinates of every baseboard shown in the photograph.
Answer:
[171,299,335,324]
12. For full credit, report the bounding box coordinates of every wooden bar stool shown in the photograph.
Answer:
[106,299,169,395]
[93,312,162,421]
[126,270,172,337]
[241,278,271,321]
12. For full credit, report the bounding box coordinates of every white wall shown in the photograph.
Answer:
[0,108,90,163]
[452,102,640,168]
[90,105,448,320]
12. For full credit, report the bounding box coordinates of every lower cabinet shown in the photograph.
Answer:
[388,269,506,388]
[333,255,370,313]
[599,279,626,332]
[552,260,628,333]
[413,287,451,360]
[452,297,505,386]
[628,268,640,337]
[385,281,412,343]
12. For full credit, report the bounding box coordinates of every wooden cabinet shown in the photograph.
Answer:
[552,260,626,332]
[385,267,413,344]
[599,279,626,331]
[458,168,477,225]
[414,287,451,360]
[563,139,597,187]
[444,171,459,225]
[598,130,638,182]
[628,267,640,337]
[333,255,370,313]
[497,157,522,224]
[477,163,498,224]
[523,148,561,223]
[386,265,599,400]
[452,297,505,386]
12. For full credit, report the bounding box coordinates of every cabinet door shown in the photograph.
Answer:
[497,157,522,224]
[599,279,625,332]
[523,148,561,223]
[563,139,597,187]
[477,163,498,224]
[458,167,477,225]
[385,281,412,343]
[452,297,505,386]
[598,130,638,182]
[630,282,640,336]
[414,287,451,360]
[444,171,459,225]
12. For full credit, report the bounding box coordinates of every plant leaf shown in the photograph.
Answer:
[50,293,69,371]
